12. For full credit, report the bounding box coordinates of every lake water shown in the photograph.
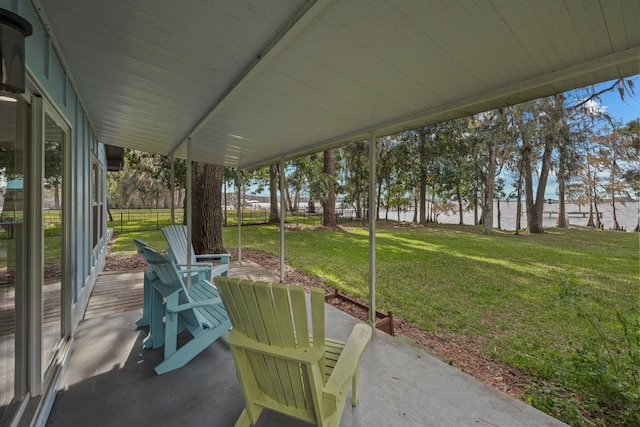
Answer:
[388,201,639,232]
[252,200,639,232]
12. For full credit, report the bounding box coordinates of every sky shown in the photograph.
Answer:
[539,76,639,199]
[580,76,639,124]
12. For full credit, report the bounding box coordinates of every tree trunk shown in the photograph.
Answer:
[611,162,621,230]
[515,165,523,235]
[223,180,228,226]
[586,166,595,227]
[294,188,300,212]
[586,195,595,227]
[412,196,418,223]
[593,184,602,229]
[191,162,225,254]
[557,145,567,228]
[419,180,427,225]
[268,164,279,223]
[376,178,383,221]
[497,200,501,230]
[456,185,464,225]
[418,133,428,226]
[522,144,537,233]
[532,134,554,232]
[482,138,496,234]
[54,184,60,210]
[322,149,336,227]
[285,185,293,212]
[473,194,479,225]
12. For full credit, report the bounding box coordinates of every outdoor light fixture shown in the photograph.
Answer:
[0,8,33,96]
[0,92,17,102]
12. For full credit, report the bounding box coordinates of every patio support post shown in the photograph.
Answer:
[237,169,242,263]
[170,155,175,225]
[186,138,192,284]
[368,132,377,328]
[279,158,285,283]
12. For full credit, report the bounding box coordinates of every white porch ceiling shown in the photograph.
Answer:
[36,0,639,169]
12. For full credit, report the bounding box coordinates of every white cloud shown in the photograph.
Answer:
[582,99,608,116]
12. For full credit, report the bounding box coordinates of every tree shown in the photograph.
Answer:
[412,127,433,226]
[191,161,225,253]
[432,119,474,226]
[339,141,369,221]
[620,119,640,231]
[155,156,187,210]
[593,120,637,230]
[321,149,336,227]
[44,141,63,209]
[268,164,279,224]
[512,98,557,234]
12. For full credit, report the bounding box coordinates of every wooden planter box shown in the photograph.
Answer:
[325,289,394,336]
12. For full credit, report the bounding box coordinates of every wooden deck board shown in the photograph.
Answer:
[83,260,279,320]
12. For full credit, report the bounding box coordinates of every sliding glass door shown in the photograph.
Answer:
[41,106,70,382]
[0,96,28,420]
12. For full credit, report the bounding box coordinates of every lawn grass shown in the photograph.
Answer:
[115,222,639,425]
[110,229,168,255]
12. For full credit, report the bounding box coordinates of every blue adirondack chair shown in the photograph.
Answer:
[132,238,157,329]
[133,238,210,333]
[162,225,230,281]
[140,244,232,375]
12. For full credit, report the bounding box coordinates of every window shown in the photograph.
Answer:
[92,158,104,250]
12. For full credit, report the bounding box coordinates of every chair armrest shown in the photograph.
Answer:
[167,297,223,313]
[195,254,231,264]
[324,324,372,395]
[175,265,211,274]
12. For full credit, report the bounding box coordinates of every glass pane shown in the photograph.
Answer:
[42,114,64,369]
[0,98,25,415]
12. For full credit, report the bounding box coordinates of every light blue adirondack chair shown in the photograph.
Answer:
[133,238,210,334]
[140,244,232,375]
[132,238,157,329]
[162,225,230,280]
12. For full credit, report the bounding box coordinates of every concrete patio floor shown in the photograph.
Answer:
[47,264,566,427]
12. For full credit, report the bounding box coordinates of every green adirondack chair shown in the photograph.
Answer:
[162,225,230,281]
[141,245,232,375]
[214,277,372,427]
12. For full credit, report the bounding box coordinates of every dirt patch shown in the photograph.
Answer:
[105,244,529,400]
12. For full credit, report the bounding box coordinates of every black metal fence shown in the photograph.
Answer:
[107,207,359,233]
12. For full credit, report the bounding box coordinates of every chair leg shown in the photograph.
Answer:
[234,409,252,427]
[351,366,360,406]
[143,286,165,349]
[135,275,152,327]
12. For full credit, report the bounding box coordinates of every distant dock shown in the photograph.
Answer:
[543,211,603,218]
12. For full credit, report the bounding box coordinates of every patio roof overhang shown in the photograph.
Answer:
[32,0,639,170]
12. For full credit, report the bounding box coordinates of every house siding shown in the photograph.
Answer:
[0,1,109,425]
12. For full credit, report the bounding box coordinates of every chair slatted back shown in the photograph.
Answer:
[133,238,158,281]
[162,225,196,265]
[215,277,326,416]
[141,245,200,328]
